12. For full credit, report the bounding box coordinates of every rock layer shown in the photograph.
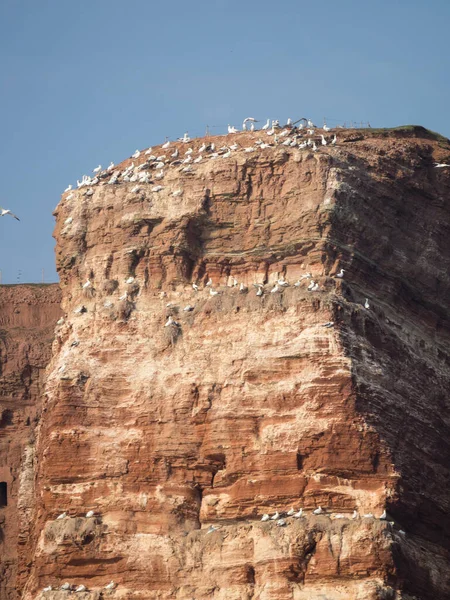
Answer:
[18,127,450,599]
[0,284,61,599]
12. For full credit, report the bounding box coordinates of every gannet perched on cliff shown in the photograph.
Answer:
[379,510,387,520]
[209,288,219,296]
[331,134,337,145]
[207,525,220,534]
[164,316,179,327]
[239,282,248,293]
[152,185,164,192]
[276,518,287,527]
[352,510,359,519]
[293,509,303,518]
[262,119,270,130]
[82,279,91,289]
[43,586,53,592]
[364,298,370,309]
[270,511,280,520]
[132,149,141,159]
[321,135,327,146]
[162,140,170,149]
[336,268,345,278]
[192,283,199,291]
[183,305,194,312]
[0,207,20,220]
[56,512,67,520]
[75,585,87,592]
[144,148,153,155]
[227,125,238,134]
[313,506,324,515]
[261,513,270,522]
[181,132,190,143]
[60,583,71,591]
[434,162,450,168]
[270,284,281,293]
[323,123,330,132]
[93,165,102,173]
[256,286,263,296]
[86,510,95,518]
[172,189,183,197]
[64,184,72,192]
[286,508,295,516]
[104,581,116,590]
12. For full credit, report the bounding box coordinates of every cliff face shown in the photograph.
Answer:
[0,285,61,599]
[21,127,450,599]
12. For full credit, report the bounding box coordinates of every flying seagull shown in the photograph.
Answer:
[0,207,20,221]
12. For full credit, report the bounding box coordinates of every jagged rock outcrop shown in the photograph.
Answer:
[17,127,450,599]
[0,285,61,599]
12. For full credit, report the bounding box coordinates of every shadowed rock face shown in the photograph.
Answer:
[0,285,61,599]
[11,126,450,599]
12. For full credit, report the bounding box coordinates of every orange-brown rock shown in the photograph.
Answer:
[16,126,450,599]
[0,284,61,599]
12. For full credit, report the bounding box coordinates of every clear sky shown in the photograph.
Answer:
[1,0,449,284]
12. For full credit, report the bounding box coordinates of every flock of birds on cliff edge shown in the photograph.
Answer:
[62,117,340,199]
[157,269,371,332]
[58,116,450,198]
[41,502,403,594]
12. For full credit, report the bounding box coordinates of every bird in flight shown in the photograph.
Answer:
[0,207,20,221]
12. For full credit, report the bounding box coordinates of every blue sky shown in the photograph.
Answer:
[1,0,449,284]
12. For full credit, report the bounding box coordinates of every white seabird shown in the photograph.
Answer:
[364,298,370,309]
[239,282,248,293]
[56,512,67,520]
[276,519,287,527]
[336,268,345,278]
[331,134,337,145]
[209,288,219,296]
[262,118,270,130]
[75,585,87,592]
[104,581,116,590]
[256,286,263,296]
[0,207,20,221]
[86,510,95,518]
[286,508,295,516]
[363,513,374,518]
[293,509,303,518]
[162,140,170,149]
[313,506,324,515]
[307,280,316,290]
[270,511,280,520]
[227,125,238,134]
[82,279,91,289]
[183,305,194,312]
[64,184,72,192]
[270,284,280,293]
[261,513,270,522]
[131,185,141,194]
[165,316,179,327]
[352,510,359,519]
[172,189,183,197]
[93,165,102,173]
[60,583,71,591]
[152,186,164,192]
[192,283,199,291]
[205,278,213,287]
[132,149,141,159]
[434,162,450,168]
[321,135,327,146]
[43,586,53,592]
[379,510,387,520]
[207,525,219,534]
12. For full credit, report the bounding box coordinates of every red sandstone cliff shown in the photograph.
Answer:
[11,126,450,599]
[0,285,61,599]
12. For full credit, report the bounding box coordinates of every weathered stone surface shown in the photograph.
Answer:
[11,126,450,599]
[0,284,61,599]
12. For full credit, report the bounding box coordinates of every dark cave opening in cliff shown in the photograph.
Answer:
[0,482,7,507]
